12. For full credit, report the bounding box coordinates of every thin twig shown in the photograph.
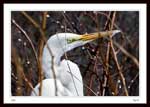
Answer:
[113,41,139,67]
[97,12,139,68]
[38,12,48,96]
[11,19,38,63]
[87,74,95,96]
[109,12,128,96]
[103,12,117,96]
[128,73,139,88]
[103,34,110,96]
[98,52,117,96]
[61,14,79,95]
[38,39,43,96]
[66,70,98,96]
[12,47,37,95]
[21,11,58,96]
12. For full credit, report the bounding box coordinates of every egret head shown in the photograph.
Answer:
[43,30,120,65]
[51,30,120,53]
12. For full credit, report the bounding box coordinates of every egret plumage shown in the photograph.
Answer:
[31,78,74,96]
[31,30,120,96]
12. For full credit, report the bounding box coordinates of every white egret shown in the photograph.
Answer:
[31,30,120,96]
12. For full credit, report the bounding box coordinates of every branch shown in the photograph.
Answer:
[11,19,38,64]
[38,11,48,96]
[21,11,58,96]
[12,47,37,95]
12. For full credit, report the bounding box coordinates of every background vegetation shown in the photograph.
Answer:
[11,11,139,96]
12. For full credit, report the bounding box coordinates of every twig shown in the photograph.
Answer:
[38,12,48,96]
[97,12,139,68]
[12,47,37,95]
[42,12,47,30]
[38,39,43,96]
[109,12,128,96]
[112,41,139,68]
[87,74,95,96]
[103,12,116,96]
[114,77,119,95]
[61,14,79,96]
[97,53,117,96]
[12,19,40,95]
[11,19,38,64]
[99,12,137,51]
[128,73,139,88]
[93,12,116,96]
[21,11,58,96]
[66,70,98,96]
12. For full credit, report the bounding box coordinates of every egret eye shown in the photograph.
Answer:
[67,38,79,44]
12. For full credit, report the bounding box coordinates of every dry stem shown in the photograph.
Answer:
[21,11,58,96]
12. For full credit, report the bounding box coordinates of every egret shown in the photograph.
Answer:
[31,30,120,96]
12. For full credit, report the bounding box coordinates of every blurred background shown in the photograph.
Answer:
[11,11,139,96]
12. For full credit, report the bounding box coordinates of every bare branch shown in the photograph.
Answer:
[12,47,37,96]
[11,19,38,64]
[21,11,58,96]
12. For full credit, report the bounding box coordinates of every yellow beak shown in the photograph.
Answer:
[80,30,120,41]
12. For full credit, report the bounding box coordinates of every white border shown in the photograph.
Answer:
[4,4,147,104]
